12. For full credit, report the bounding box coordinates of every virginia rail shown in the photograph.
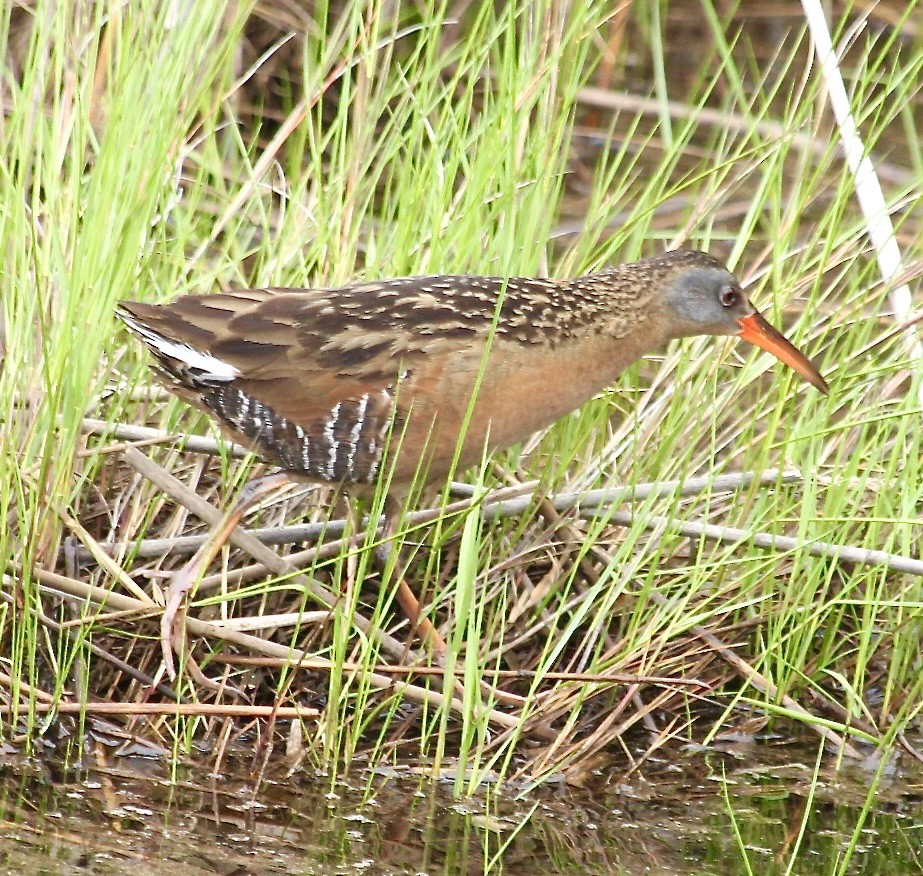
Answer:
[118,249,828,676]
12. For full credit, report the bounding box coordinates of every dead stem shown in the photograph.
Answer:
[67,465,804,560]
[605,509,923,578]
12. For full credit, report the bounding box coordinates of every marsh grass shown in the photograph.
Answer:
[1,0,921,800]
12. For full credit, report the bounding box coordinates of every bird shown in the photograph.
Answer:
[117,249,828,677]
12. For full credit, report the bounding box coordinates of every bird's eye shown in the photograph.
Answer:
[719,286,741,307]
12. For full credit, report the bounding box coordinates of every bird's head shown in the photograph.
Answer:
[663,253,828,394]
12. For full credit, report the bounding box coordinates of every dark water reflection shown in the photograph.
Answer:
[2,739,923,875]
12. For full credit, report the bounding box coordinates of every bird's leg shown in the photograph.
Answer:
[160,471,291,680]
[374,495,447,657]
[376,496,524,707]
[374,497,479,704]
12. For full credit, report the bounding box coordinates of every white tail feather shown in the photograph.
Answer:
[117,308,240,383]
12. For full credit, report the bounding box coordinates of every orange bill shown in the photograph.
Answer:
[737,311,829,394]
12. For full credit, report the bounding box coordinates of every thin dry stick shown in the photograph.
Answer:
[574,87,912,187]
[605,509,923,578]
[215,655,704,687]
[128,484,533,611]
[0,702,322,718]
[82,417,250,456]
[72,466,803,559]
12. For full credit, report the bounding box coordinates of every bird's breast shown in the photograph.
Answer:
[386,329,657,483]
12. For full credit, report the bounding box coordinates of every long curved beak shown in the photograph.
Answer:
[737,311,829,394]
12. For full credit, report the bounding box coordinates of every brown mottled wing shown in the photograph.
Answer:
[117,288,430,484]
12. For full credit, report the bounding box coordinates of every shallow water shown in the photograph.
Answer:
[3,738,923,875]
